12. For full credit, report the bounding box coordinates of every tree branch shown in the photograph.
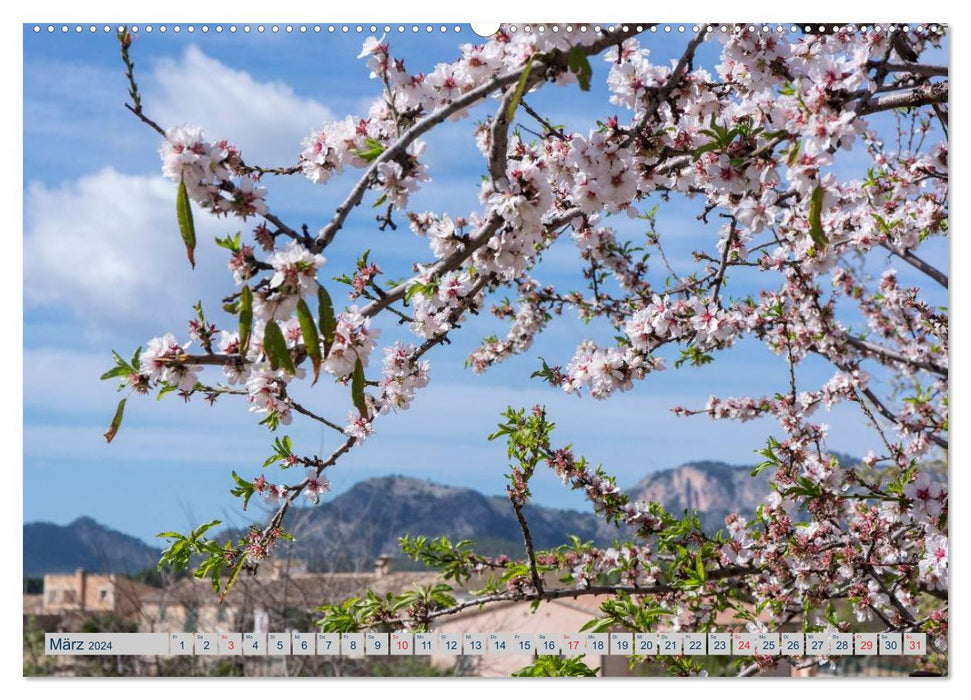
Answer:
[425,565,758,622]
[844,335,947,378]
[857,81,948,116]
[314,27,641,252]
[868,61,947,77]
[881,241,948,289]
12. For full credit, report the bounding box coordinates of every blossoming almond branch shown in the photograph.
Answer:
[101,24,947,676]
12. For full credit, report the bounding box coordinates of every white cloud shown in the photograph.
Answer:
[23,167,226,319]
[148,46,334,166]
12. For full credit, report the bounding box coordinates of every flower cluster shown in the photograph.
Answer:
[160,126,267,218]
[115,25,948,665]
[140,333,202,392]
[323,305,380,378]
[378,342,430,414]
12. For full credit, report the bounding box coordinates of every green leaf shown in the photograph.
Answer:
[317,286,337,357]
[101,348,139,382]
[157,383,178,401]
[691,140,722,160]
[219,551,248,600]
[513,656,598,677]
[506,55,535,124]
[808,185,828,251]
[405,280,436,303]
[239,285,253,355]
[176,180,196,269]
[351,357,368,420]
[103,398,127,443]
[351,136,385,163]
[263,320,296,375]
[230,470,255,511]
[297,298,322,384]
[214,232,241,253]
[567,46,593,91]
[786,140,801,166]
[100,366,130,382]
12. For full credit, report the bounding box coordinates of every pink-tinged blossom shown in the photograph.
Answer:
[245,368,292,426]
[904,472,946,522]
[141,333,201,392]
[159,126,242,207]
[118,28,948,647]
[323,305,380,378]
[304,469,331,504]
[343,409,373,443]
[299,116,374,184]
[919,529,948,591]
[264,483,288,508]
[378,342,430,413]
[266,241,326,298]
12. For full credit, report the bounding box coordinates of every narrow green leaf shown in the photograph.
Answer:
[808,185,828,250]
[297,298,322,384]
[786,140,801,167]
[506,55,535,124]
[219,552,248,602]
[695,553,707,583]
[263,320,296,375]
[317,286,337,357]
[567,47,593,91]
[351,137,386,163]
[230,470,255,511]
[192,520,222,539]
[100,366,130,382]
[103,398,127,443]
[176,180,197,268]
[351,358,368,419]
[157,383,178,400]
[239,286,253,355]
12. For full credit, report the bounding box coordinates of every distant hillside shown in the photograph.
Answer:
[628,460,772,533]
[272,462,781,569]
[23,517,160,577]
[25,460,798,575]
[273,475,607,570]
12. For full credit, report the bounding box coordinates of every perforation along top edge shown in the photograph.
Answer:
[29,22,948,37]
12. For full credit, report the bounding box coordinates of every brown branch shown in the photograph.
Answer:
[425,565,758,622]
[844,335,946,377]
[857,81,948,116]
[711,218,737,304]
[358,207,582,320]
[511,499,544,595]
[287,399,345,434]
[880,241,948,289]
[869,61,948,77]
[858,383,948,450]
[518,99,567,140]
[623,24,709,147]
[314,27,641,253]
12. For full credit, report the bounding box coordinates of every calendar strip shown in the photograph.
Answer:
[44,632,927,657]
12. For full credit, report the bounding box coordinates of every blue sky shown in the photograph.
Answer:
[22,25,947,544]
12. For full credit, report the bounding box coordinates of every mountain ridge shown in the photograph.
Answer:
[24,459,797,575]
[23,516,162,577]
